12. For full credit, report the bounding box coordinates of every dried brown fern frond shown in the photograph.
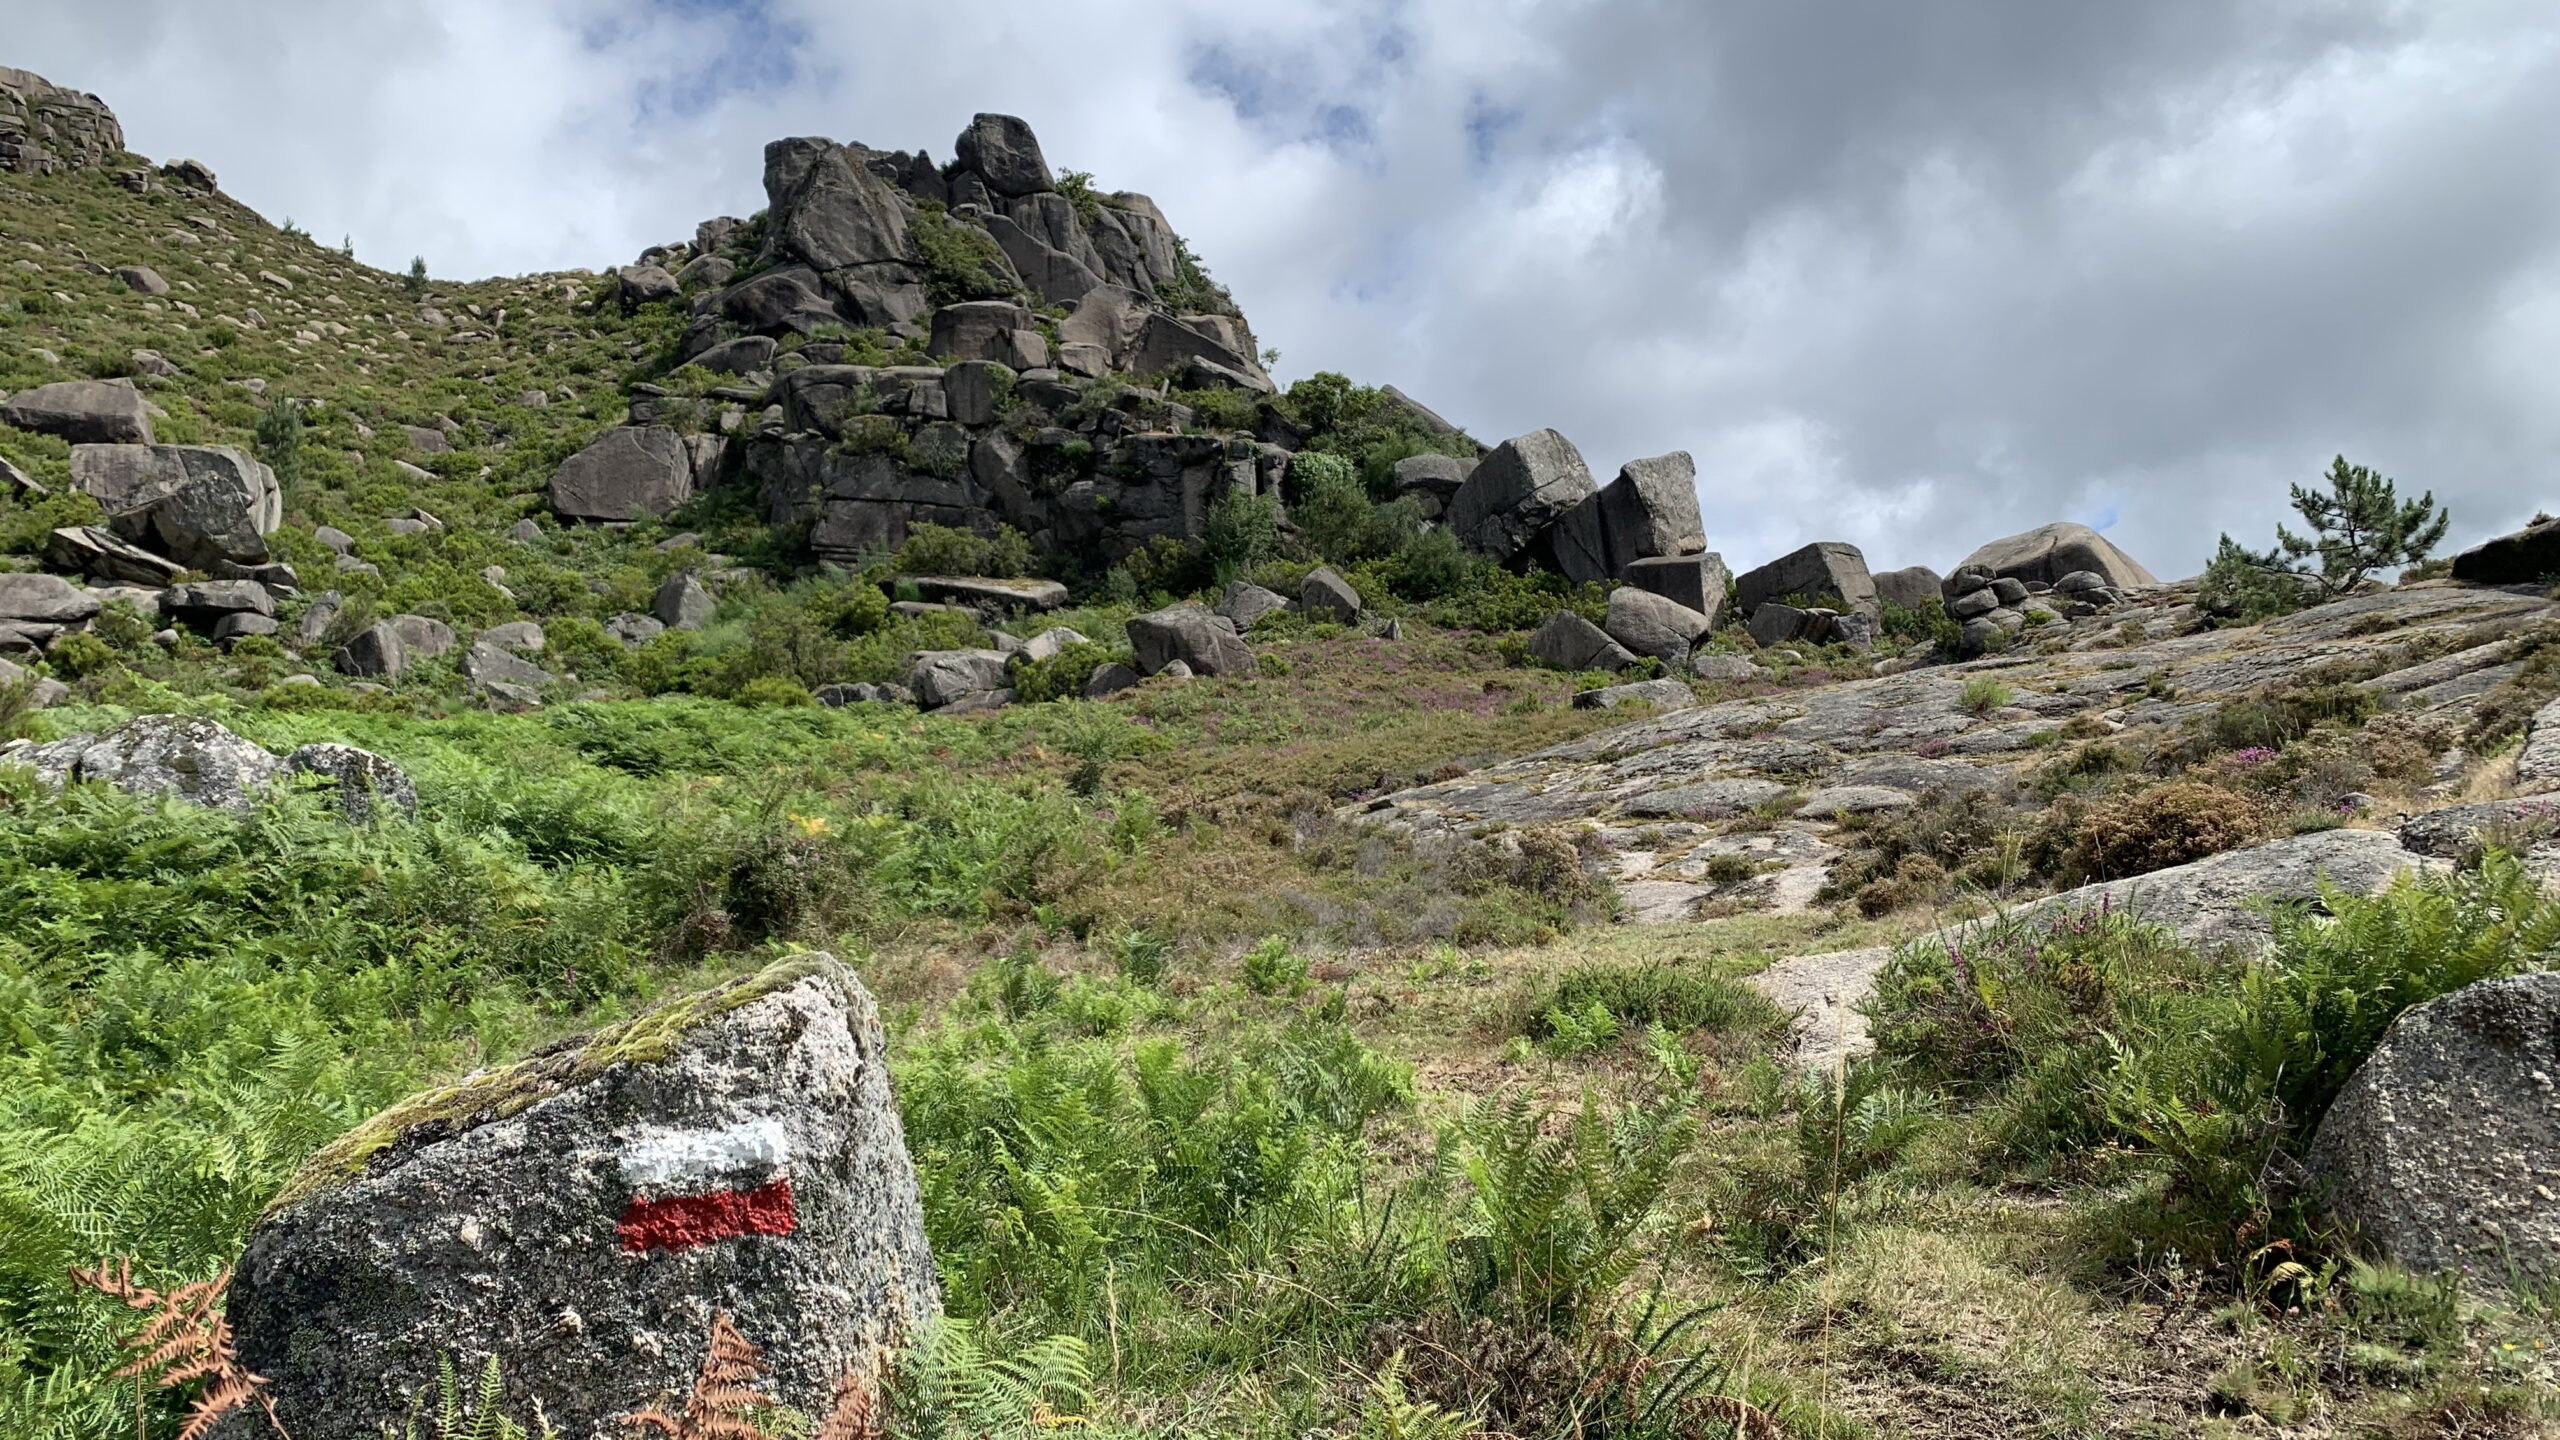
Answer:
[624,1311,779,1440]
[69,1258,290,1440]
[812,1370,882,1440]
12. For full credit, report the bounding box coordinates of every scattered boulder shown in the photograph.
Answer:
[390,615,456,661]
[1747,603,1827,648]
[0,378,153,444]
[70,442,281,568]
[1622,553,1732,627]
[0,655,67,708]
[1081,662,1141,698]
[1690,652,1767,683]
[1014,627,1089,664]
[1215,581,1290,632]
[281,743,418,823]
[162,579,274,632]
[1529,612,1635,673]
[115,264,167,296]
[0,573,101,626]
[1871,565,1943,614]
[334,623,408,679]
[693,335,780,375]
[546,426,695,522]
[1445,429,1598,564]
[1391,453,1473,516]
[615,263,680,307]
[1299,566,1362,623]
[478,621,545,654]
[12,714,280,813]
[653,572,716,631]
[2449,518,2560,586]
[506,518,544,544]
[459,641,554,693]
[606,612,667,647]
[2308,972,2560,1283]
[910,649,1011,709]
[313,524,355,555]
[1126,603,1252,677]
[1955,522,2156,591]
[928,300,1037,363]
[816,682,912,707]
[1574,677,1696,711]
[1735,542,1878,618]
[401,425,452,455]
[1604,587,1712,666]
[228,954,939,1440]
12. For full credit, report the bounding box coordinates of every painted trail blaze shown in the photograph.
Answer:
[617,1176,797,1252]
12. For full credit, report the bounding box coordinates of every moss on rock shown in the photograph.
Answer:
[266,951,843,1212]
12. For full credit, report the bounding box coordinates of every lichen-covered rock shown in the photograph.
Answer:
[547,426,695,522]
[12,714,280,813]
[229,954,939,1440]
[2308,972,2560,1283]
[282,743,418,823]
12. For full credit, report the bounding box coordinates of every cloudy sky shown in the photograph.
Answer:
[13,0,2560,578]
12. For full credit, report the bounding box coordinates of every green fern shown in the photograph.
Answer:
[888,1320,1103,1439]
[391,1354,544,1440]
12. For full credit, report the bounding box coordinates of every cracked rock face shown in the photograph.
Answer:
[229,955,940,1440]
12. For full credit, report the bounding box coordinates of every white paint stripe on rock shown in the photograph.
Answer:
[617,1118,791,1192]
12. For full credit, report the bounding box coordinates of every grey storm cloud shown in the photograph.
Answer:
[8,0,2559,578]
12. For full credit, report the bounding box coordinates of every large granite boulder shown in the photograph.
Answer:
[0,67,127,175]
[1872,565,1944,614]
[547,426,694,522]
[228,954,939,1440]
[719,266,843,337]
[0,572,101,626]
[1735,542,1878,618]
[1215,581,1290,632]
[1445,429,1598,564]
[2450,518,2560,586]
[71,443,280,568]
[1623,553,1732,627]
[1528,611,1635,672]
[1299,565,1362,623]
[910,649,1011,709]
[1604,586,1713,666]
[1126,602,1252,677]
[12,714,281,813]
[953,113,1054,197]
[1548,451,1705,585]
[653,572,716,631]
[1955,522,2156,591]
[928,300,1036,363]
[0,379,152,444]
[2308,972,2560,1282]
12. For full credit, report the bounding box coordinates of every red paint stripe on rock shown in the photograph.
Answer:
[616,1177,797,1252]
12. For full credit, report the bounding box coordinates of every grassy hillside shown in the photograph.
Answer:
[5,160,2560,1440]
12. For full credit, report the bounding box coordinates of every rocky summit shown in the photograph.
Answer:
[12,60,2560,1440]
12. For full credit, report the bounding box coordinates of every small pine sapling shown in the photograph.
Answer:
[2272,455,2450,597]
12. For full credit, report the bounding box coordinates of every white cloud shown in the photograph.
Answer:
[9,0,2560,580]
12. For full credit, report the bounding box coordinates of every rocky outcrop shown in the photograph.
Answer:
[3,379,154,444]
[1956,522,2156,591]
[1446,430,1598,565]
[1127,603,1251,677]
[547,426,695,522]
[44,523,185,585]
[11,714,281,813]
[2308,972,2560,1283]
[1623,553,1731,626]
[1574,677,1695,711]
[954,113,1054,197]
[72,443,281,569]
[0,67,125,176]
[1735,542,1878,619]
[229,954,939,1440]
